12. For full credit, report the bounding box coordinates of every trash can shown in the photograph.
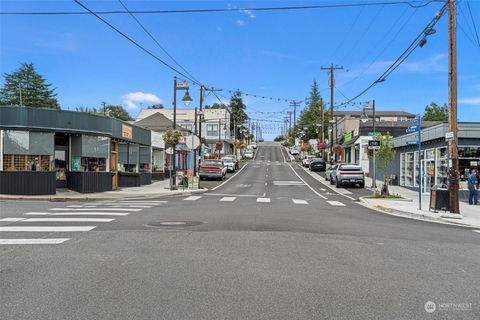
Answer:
[429,185,450,212]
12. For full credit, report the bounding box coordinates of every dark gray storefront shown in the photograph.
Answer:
[0,106,152,195]
[368,122,480,200]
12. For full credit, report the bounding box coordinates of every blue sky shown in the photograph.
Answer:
[1,0,479,140]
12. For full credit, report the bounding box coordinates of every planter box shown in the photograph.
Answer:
[67,172,113,193]
[140,172,152,185]
[118,172,140,188]
[152,172,165,181]
[0,171,56,195]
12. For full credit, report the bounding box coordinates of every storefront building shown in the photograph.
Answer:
[373,122,480,194]
[0,106,152,195]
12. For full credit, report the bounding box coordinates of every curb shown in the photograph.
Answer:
[358,196,473,228]
[0,188,208,202]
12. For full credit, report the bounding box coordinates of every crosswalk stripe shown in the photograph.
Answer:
[326,200,346,206]
[0,218,26,222]
[24,212,129,216]
[292,199,308,205]
[473,230,480,234]
[219,197,236,202]
[49,208,140,212]
[183,196,202,201]
[0,238,70,245]
[0,226,96,232]
[256,198,271,203]
[22,218,114,223]
[69,205,151,208]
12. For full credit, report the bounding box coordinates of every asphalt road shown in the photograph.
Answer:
[1,142,479,320]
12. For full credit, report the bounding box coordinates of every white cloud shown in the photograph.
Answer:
[235,19,246,26]
[121,91,162,109]
[242,9,256,19]
[459,97,480,105]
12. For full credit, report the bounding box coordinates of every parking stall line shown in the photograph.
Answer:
[0,238,70,245]
[49,208,140,212]
[24,212,130,216]
[0,226,96,232]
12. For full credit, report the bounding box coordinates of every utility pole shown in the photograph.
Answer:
[321,64,343,162]
[448,0,460,214]
[290,100,301,145]
[101,101,107,116]
[19,84,23,107]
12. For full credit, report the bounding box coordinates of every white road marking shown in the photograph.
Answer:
[24,212,129,216]
[0,226,96,232]
[22,218,114,223]
[183,196,202,201]
[320,188,326,191]
[205,193,260,197]
[272,180,304,186]
[473,230,480,234]
[109,205,152,208]
[211,162,250,191]
[0,238,70,245]
[219,197,236,202]
[257,198,271,203]
[49,208,140,212]
[287,163,328,200]
[327,201,346,206]
[300,166,356,199]
[292,199,309,205]
[0,218,26,222]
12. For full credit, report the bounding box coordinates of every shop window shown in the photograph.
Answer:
[70,135,109,172]
[139,146,151,173]
[458,146,480,181]
[3,154,51,171]
[152,150,164,172]
[118,143,139,173]
[436,147,448,185]
[206,124,218,137]
[405,152,414,187]
[400,153,405,186]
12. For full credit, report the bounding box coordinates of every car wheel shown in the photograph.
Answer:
[336,180,341,188]
[359,183,365,188]
[330,179,334,185]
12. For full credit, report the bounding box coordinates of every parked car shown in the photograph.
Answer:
[244,149,254,159]
[248,143,257,150]
[221,157,236,172]
[222,154,239,170]
[325,164,339,181]
[309,158,326,171]
[331,164,365,188]
[302,155,316,167]
[199,159,227,180]
[290,148,299,155]
[258,138,264,142]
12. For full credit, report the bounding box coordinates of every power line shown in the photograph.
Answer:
[465,0,480,46]
[1,1,442,15]
[334,2,448,108]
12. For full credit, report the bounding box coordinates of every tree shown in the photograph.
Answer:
[205,103,226,109]
[75,105,133,121]
[274,135,285,142]
[147,103,164,109]
[297,79,327,141]
[104,105,133,121]
[422,102,448,121]
[229,90,248,139]
[376,132,395,195]
[0,63,59,109]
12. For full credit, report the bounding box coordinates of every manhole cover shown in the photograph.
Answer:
[147,221,205,227]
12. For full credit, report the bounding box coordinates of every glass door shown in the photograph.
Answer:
[54,147,68,188]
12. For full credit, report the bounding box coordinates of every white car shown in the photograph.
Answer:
[221,157,236,172]
[244,150,254,159]
[302,155,316,167]
[290,148,299,155]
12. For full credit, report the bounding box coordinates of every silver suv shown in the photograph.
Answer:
[331,164,365,188]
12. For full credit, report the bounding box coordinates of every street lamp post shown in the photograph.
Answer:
[361,100,376,188]
[171,76,192,190]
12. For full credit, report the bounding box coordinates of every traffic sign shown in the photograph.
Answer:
[368,140,380,150]
[406,141,418,145]
[406,126,418,133]
[445,131,454,141]
[368,132,381,137]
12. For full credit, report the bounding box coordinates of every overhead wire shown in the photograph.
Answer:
[334,2,448,108]
[1,1,443,15]
[465,0,480,46]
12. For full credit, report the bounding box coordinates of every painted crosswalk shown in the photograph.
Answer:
[326,201,346,206]
[219,197,236,202]
[183,196,202,201]
[0,199,168,246]
[257,198,271,203]
[292,199,308,205]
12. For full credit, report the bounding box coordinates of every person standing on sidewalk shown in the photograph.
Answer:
[468,168,478,205]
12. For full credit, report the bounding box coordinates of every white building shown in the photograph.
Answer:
[137,108,233,156]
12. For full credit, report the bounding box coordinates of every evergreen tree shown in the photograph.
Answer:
[229,90,248,138]
[0,63,59,109]
[76,105,133,121]
[297,79,327,141]
[422,102,448,121]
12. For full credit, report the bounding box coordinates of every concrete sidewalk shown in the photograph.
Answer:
[0,179,207,201]
[360,176,480,228]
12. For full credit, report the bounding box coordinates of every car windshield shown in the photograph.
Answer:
[222,158,233,163]
[203,160,223,166]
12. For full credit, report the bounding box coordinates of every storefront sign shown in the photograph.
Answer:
[122,125,133,139]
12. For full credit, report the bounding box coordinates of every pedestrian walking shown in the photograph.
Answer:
[467,168,478,205]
